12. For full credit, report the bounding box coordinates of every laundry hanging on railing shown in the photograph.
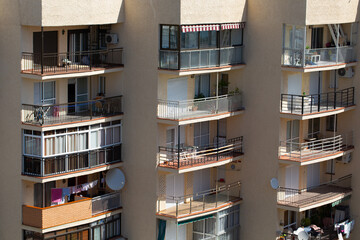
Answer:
[51,180,98,204]
[334,219,355,239]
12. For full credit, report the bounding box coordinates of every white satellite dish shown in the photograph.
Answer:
[297,231,309,240]
[106,168,126,191]
[270,178,279,190]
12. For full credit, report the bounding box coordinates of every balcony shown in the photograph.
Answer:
[22,192,121,229]
[23,145,121,177]
[282,23,358,71]
[159,46,243,71]
[158,137,243,172]
[157,182,241,219]
[21,48,123,77]
[22,95,123,126]
[279,133,353,165]
[282,46,356,70]
[157,94,243,124]
[277,175,352,212]
[280,87,355,119]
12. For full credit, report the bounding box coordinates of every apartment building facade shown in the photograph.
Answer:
[0,0,359,239]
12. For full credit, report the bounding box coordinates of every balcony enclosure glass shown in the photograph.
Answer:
[23,121,122,176]
[159,23,245,70]
[282,23,358,68]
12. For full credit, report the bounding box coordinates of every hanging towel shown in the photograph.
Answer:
[51,188,63,203]
[89,180,98,189]
[81,183,90,191]
[62,187,71,198]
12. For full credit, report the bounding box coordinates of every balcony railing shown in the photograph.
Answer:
[92,192,122,215]
[159,46,244,70]
[280,87,355,115]
[22,95,123,126]
[22,192,122,229]
[279,133,353,162]
[21,48,123,75]
[158,94,243,120]
[277,175,352,208]
[159,137,243,169]
[23,145,121,177]
[282,46,356,68]
[157,182,241,218]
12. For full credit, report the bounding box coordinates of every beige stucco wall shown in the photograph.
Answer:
[20,0,125,27]
[180,0,246,24]
[306,0,360,25]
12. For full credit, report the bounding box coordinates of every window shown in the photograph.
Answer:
[181,32,198,49]
[195,74,210,98]
[221,30,231,47]
[24,135,41,156]
[193,217,217,240]
[34,81,56,105]
[194,122,210,147]
[161,25,179,50]
[231,29,243,46]
[199,31,218,48]
[217,205,240,239]
[326,115,337,132]
[98,76,106,95]
[308,118,320,139]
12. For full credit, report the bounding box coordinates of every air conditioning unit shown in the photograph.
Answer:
[342,153,352,164]
[105,34,119,44]
[338,67,354,78]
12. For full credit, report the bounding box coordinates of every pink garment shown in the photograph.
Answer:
[51,188,63,203]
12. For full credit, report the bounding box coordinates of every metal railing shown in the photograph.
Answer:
[159,46,244,70]
[21,48,123,74]
[277,175,352,207]
[157,181,241,217]
[23,145,121,176]
[158,136,243,169]
[278,133,353,162]
[282,46,356,68]
[22,95,123,126]
[280,87,354,115]
[92,192,122,215]
[157,94,243,120]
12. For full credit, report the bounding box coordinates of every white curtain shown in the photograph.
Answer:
[45,137,54,156]
[67,134,77,152]
[78,133,88,151]
[55,136,65,154]
[113,127,121,143]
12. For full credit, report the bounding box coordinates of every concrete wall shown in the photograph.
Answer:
[0,0,22,238]
[20,0,125,27]
[306,0,360,25]
[180,0,246,24]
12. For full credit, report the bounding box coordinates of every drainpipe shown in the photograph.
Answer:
[216,72,219,111]
[217,120,219,161]
[41,26,44,74]
[177,125,180,168]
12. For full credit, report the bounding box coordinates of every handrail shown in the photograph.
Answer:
[278,132,353,162]
[163,181,241,201]
[280,87,355,114]
[158,136,243,169]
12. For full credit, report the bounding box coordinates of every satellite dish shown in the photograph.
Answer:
[270,178,279,190]
[106,168,125,191]
[297,231,309,240]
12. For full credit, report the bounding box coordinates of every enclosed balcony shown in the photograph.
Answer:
[277,175,352,212]
[22,121,122,178]
[157,182,241,219]
[158,94,243,124]
[279,132,353,165]
[23,191,121,229]
[22,95,123,126]
[280,87,355,118]
[159,24,245,72]
[282,23,357,71]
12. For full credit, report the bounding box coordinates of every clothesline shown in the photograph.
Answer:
[51,180,98,204]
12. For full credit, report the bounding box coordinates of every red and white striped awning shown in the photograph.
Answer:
[181,24,220,33]
[221,22,246,30]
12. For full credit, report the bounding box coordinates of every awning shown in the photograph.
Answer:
[177,214,215,225]
[181,23,245,32]
[221,22,246,30]
[181,24,220,33]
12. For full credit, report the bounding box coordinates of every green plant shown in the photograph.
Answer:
[229,87,240,95]
[300,217,311,227]
[306,46,310,49]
